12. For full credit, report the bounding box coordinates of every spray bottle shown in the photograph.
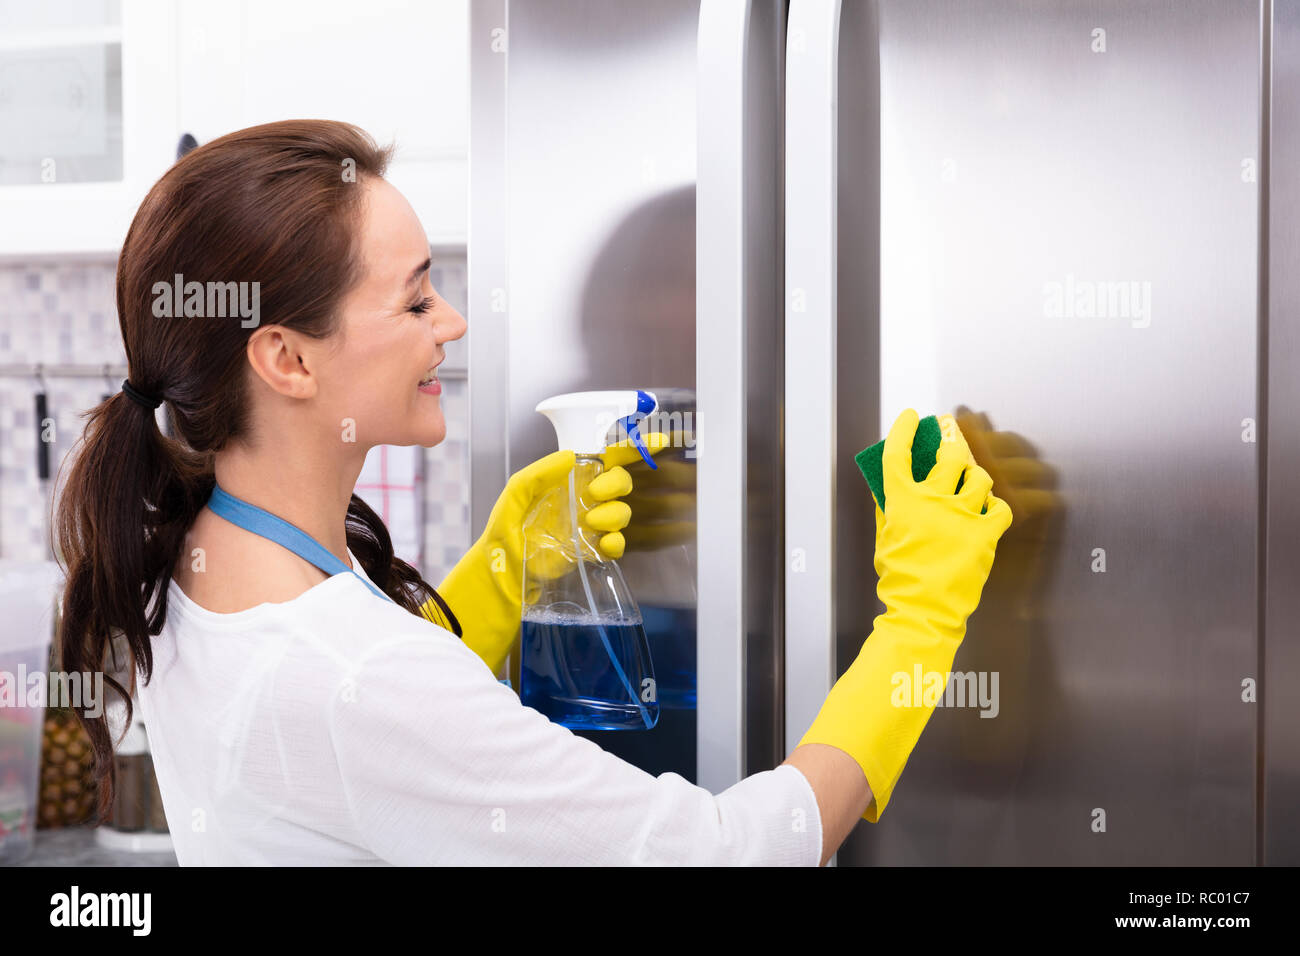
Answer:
[520,390,660,730]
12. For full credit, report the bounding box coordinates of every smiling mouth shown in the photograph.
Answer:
[418,364,441,387]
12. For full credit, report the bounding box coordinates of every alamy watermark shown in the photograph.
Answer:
[1043,274,1151,328]
[591,408,698,460]
[892,665,999,718]
[152,273,260,328]
[50,886,150,936]
[0,667,104,719]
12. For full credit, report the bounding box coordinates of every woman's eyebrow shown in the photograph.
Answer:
[405,257,432,287]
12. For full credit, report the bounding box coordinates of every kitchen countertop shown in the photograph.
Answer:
[10,826,177,867]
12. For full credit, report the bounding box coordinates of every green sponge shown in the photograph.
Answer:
[855,414,981,513]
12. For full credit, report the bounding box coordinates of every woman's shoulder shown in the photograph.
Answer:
[169,506,461,657]
[173,506,340,613]
[268,569,467,671]
[166,550,463,679]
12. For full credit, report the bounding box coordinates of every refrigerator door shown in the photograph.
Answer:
[1265,0,1300,866]
[786,0,1261,865]
[468,0,786,789]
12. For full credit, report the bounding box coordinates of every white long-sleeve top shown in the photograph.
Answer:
[134,552,823,865]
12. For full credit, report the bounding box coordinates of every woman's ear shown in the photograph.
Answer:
[246,326,318,399]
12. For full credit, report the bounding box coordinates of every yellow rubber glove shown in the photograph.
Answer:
[422,433,670,677]
[795,408,1013,822]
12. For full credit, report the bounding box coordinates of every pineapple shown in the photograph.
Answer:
[36,594,99,829]
[37,707,98,828]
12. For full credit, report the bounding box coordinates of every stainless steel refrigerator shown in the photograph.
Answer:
[469,0,1298,865]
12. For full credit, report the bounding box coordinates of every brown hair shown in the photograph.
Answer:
[52,120,461,820]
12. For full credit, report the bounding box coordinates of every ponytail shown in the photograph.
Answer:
[54,388,212,821]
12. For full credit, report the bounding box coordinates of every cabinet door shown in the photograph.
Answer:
[0,0,179,256]
[175,0,468,244]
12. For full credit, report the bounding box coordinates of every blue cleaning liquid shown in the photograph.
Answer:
[639,604,696,710]
[521,608,660,730]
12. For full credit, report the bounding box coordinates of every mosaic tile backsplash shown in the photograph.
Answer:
[0,256,471,587]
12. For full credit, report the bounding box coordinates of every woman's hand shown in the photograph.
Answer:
[427,432,670,676]
[872,409,1012,635]
[522,434,671,566]
[792,409,1013,825]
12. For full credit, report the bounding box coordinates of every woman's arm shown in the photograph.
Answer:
[327,633,823,866]
[781,410,1013,856]
[783,744,872,866]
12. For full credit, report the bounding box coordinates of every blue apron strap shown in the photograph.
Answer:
[205,484,498,683]
[206,483,394,604]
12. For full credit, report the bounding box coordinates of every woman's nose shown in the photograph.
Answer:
[439,306,468,343]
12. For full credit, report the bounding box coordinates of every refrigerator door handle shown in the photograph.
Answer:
[784,0,844,754]
[697,0,785,791]
[697,0,752,793]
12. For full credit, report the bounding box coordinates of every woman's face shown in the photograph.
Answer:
[309,175,467,450]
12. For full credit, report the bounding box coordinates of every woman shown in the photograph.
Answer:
[54,120,1012,865]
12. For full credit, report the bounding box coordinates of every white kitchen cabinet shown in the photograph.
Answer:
[172,0,468,245]
[0,0,468,256]
[0,0,180,257]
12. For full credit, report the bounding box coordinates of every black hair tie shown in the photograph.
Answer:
[121,379,162,410]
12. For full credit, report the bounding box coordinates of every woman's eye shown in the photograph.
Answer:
[409,295,437,315]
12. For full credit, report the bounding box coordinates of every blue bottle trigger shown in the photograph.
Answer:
[615,389,659,470]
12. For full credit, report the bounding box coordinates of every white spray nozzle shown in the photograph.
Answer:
[535,389,658,457]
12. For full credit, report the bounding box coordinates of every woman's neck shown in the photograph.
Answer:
[212,438,367,569]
